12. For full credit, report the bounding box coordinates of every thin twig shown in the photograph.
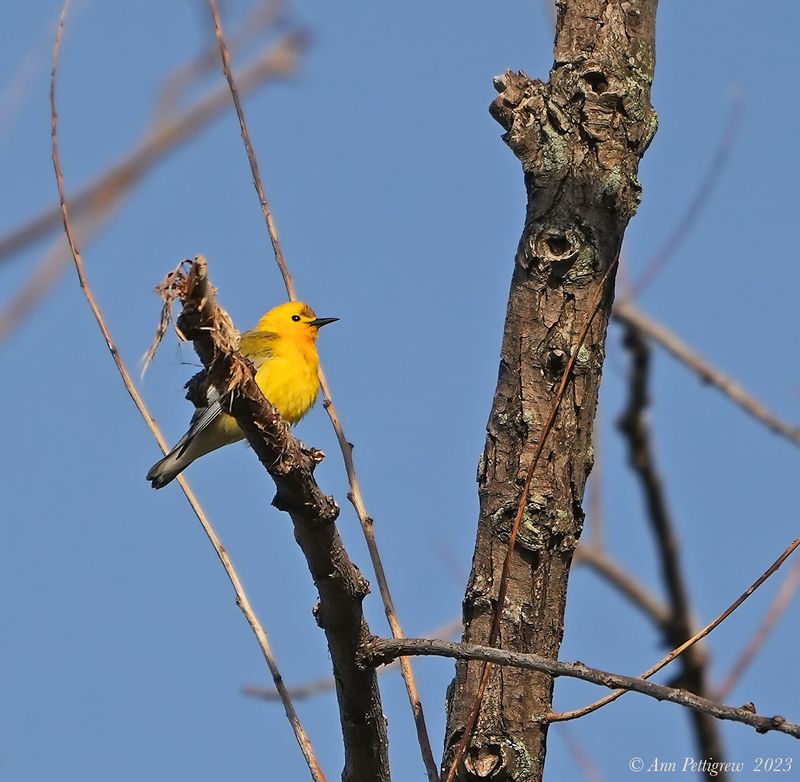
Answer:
[547,538,800,722]
[613,300,800,448]
[716,555,800,701]
[444,257,619,782]
[1,30,307,264]
[318,370,441,780]
[0,208,105,342]
[243,675,338,704]
[153,0,284,121]
[2,29,301,343]
[208,0,295,299]
[365,636,800,740]
[50,8,325,782]
[0,5,63,145]
[244,617,463,702]
[206,2,439,779]
[630,92,743,296]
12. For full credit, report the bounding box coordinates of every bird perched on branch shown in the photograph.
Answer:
[147,301,338,489]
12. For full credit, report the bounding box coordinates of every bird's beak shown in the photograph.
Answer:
[309,317,339,328]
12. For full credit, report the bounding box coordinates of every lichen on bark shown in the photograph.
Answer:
[443,2,659,780]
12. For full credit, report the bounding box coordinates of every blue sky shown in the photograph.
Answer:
[2,1,799,780]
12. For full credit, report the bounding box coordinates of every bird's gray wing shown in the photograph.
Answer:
[176,385,226,458]
[175,328,276,458]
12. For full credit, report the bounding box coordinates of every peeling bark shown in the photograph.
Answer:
[443,2,658,779]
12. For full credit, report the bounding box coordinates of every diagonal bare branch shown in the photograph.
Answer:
[153,0,284,121]
[0,206,111,342]
[547,538,800,722]
[50,8,325,782]
[207,0,295,298]
[1,30,307,263]
[1,13,302,345]
[715,555,800,701]
[613,300,800,448]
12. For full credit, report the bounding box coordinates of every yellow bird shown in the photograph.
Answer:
[147,301,338,489]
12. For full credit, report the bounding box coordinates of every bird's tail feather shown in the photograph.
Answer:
[146,436,194,489]
[146,421,243,489]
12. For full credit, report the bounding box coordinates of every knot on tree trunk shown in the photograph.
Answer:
[444,730,536,781]
[445,3,659,781]
[490,2,657,226]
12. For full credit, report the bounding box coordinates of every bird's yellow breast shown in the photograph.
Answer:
[254,343,320,424]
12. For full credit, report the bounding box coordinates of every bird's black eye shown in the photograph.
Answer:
[291,314,302,322]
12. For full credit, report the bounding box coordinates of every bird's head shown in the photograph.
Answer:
[256,301,338,342]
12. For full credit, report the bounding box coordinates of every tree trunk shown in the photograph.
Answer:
[443,2,658,779]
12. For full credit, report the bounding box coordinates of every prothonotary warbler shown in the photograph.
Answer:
[147,301,337,488]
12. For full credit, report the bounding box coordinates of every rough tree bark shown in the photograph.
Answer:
[443,2,658,780]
